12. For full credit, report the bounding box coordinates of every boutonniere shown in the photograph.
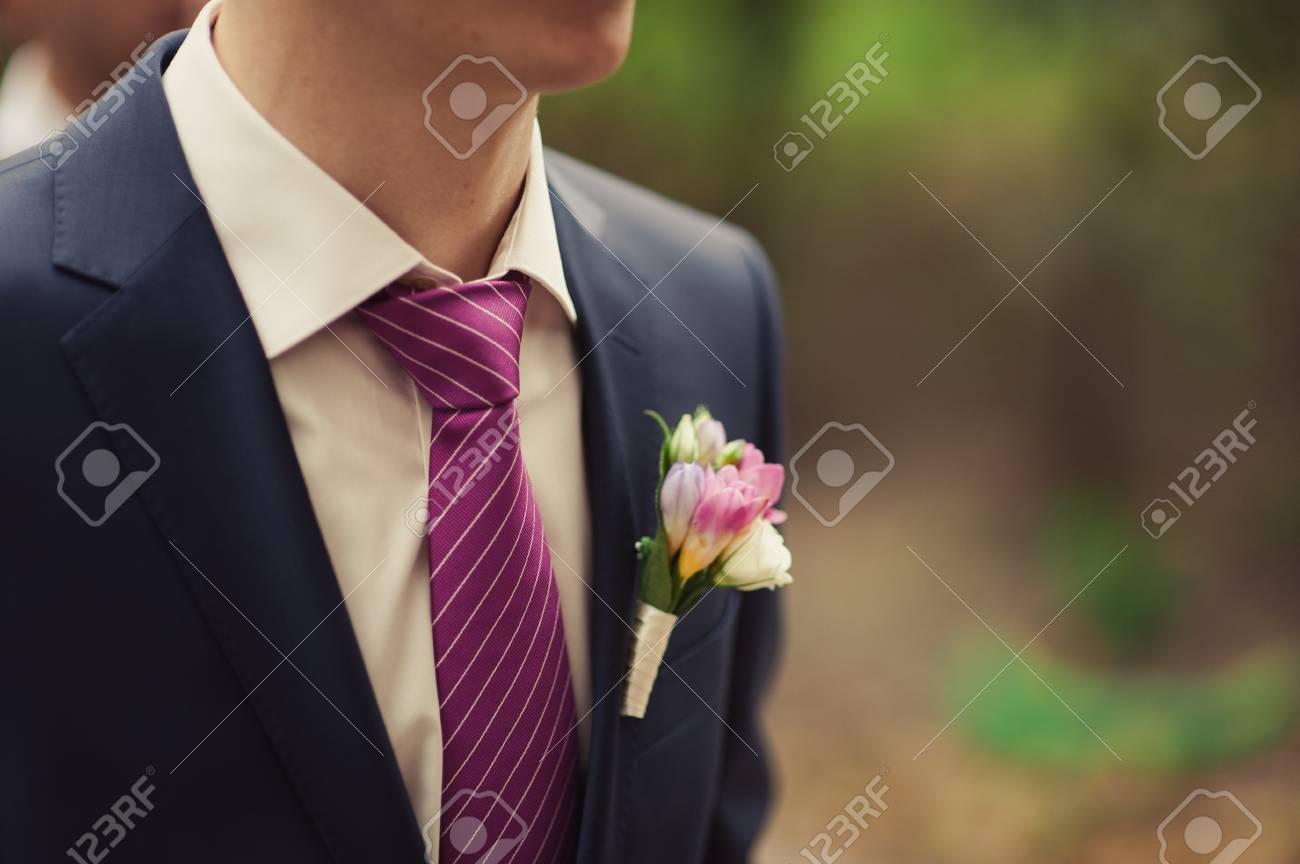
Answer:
[622,406,793,718]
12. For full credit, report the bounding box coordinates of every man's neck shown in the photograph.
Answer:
[211,2,536,281]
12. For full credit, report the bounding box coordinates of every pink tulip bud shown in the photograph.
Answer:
[737,444,785,522]
[677,466,768,579]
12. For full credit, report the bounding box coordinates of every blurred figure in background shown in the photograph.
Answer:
[0,0,200,156]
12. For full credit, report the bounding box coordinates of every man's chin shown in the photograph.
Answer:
[515,16,634,93]
[528,56,628,95]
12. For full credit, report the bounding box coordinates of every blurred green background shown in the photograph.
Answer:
[543,1,1299,862]
[6,0,1297,861]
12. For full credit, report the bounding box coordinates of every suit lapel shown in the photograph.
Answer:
[55,34,424,864]
[548,160,666,863]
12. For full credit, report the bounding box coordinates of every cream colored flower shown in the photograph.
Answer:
[716,520,793,591]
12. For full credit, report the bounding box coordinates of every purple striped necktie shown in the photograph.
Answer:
[358,273,579,864]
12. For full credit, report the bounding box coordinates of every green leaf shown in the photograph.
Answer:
[638,527,675,612]
[644,410,673,481]
[644,409,672,441]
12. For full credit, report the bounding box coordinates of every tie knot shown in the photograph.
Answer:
[360,275,530,410]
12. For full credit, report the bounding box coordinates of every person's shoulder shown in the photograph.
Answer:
[0,146,58,282]
[0,147,103,346]
[544,148,778,304]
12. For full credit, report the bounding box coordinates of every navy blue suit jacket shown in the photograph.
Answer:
[0,31,783,864]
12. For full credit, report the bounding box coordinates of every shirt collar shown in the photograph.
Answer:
[162,0,574,360]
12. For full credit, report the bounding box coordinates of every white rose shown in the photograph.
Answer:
[716,520,792,591]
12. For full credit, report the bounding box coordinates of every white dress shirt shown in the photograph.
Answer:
[0,42,74,158]
[162,0,592,840]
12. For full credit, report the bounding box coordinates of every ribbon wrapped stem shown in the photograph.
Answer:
[621,602,678,718]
